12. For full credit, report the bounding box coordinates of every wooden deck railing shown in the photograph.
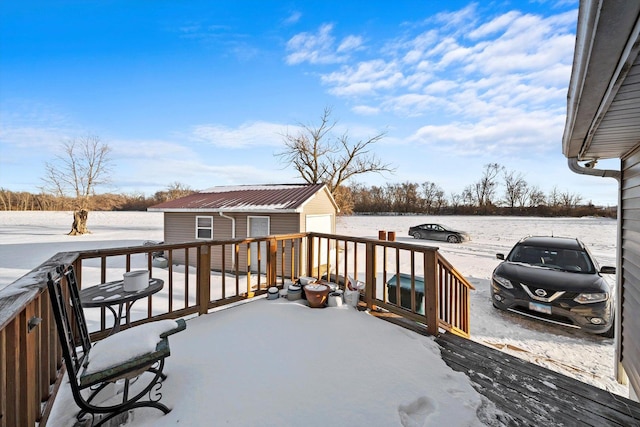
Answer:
[0,232,473,426]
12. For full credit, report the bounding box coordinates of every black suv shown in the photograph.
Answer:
[491,236,616,337]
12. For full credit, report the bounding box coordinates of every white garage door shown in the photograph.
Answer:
[305,214,332,233]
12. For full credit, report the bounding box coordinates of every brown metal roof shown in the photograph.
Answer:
[148,183,331,212]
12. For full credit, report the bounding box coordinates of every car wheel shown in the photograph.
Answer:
[412,232,421,239]
[447,235,460,243]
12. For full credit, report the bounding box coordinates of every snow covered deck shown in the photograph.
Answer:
[47,298,640,426]
[48,298,497,426]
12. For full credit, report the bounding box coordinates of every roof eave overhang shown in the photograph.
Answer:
[562,1,640,160]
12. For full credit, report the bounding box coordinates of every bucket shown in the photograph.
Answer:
[344,289,360,307]
[287,284,302,301]
[327,291,343,307]
[123,270,149,292]
[267,286,280,300]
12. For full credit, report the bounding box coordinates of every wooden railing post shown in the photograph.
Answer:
[365,241,377,310]
[424,251,439,336]
[306,235,314,277]
[198,245,211,315]
[267,237,277,286]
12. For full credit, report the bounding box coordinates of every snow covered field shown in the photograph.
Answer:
[0,211,626,402]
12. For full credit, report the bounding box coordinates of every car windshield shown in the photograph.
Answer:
[507,245,595,273]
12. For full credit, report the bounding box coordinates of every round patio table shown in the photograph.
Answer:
[79,277,164,334]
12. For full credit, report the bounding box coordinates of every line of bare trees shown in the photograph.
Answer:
[0,182,195,212]
[345,163,614,217]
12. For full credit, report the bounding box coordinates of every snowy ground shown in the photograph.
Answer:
[0,211,628,425]
[339,215,623,396]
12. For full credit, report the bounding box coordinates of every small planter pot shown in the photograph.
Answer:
[304,283,330,308]
[287,284,302,301]
[327,291,343,307]
[267,286,280,300]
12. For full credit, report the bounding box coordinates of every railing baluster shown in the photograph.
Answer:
[168,250,174,312]
[184,248,190,308]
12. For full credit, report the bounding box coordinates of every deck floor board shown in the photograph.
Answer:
[368,310,640,426]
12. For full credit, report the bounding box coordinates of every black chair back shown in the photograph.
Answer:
[47,265,91,388]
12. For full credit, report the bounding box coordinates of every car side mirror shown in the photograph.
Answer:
[496,253,505,260]
[600,266,616,274]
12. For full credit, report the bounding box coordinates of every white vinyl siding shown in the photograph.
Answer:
[195,216,213,239]
[622,149,640,398]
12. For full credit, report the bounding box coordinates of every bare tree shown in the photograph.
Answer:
[421,181,445,214]
[528,185,546,207]
[559,190,583,208]
[449,192,463,210]
[474,163,503,211]
[42,135,112,235]
[0,188,10,211]
[277,107,394,203]
[547,186,561,207]
[332,185,354,215]
[462,185,476,206]
[503,170,528,208]
[154,182,195,203]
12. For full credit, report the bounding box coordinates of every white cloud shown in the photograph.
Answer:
[321,59,405,96]
[189,121,285,148]
[299,4,577,156]
[351,105,380,115]
[337,35,363,53]
[469,11,520,39]
[285,23,363,65]
[408,109,566,157]
[283,11,302,25]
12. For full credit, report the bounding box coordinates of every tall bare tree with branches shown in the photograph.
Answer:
[42,135,112,235]
[277,107,394,207]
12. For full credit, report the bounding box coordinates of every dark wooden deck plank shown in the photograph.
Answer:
[436,332,640,427]
[367,310,640,427]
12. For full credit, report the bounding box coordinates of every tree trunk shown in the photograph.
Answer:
[69,209,90,235]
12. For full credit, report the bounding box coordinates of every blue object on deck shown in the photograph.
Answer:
[386,273,425,314]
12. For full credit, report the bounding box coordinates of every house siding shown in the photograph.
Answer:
[622,147,640,397]
[162,211,306,277]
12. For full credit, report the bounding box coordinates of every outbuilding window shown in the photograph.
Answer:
[196,216,213,239]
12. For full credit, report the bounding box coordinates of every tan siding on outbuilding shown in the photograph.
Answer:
[622,148,640,397]
[300,188,336,232]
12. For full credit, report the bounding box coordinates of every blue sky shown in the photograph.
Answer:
[0,0,620,206]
